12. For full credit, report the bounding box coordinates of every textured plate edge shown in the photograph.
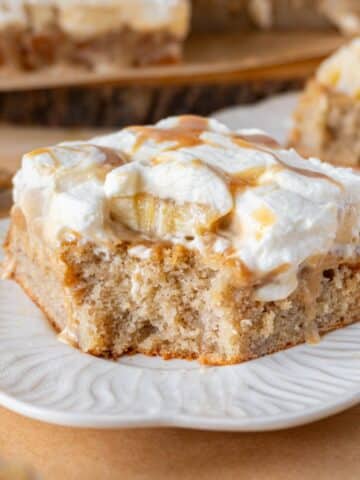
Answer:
[0,356,358,432]
[0,387,358,431]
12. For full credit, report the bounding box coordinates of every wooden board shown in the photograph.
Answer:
[0,32,346,128]
[0,31,345,91]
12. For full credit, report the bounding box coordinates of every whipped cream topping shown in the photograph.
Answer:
[0,0,189,38]
[13,115,360,302]
[317,38,360,98]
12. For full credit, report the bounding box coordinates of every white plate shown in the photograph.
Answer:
[0,94,359,431]
[213,91,300,144]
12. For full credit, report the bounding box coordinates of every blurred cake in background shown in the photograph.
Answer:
[0,0,190,70]
[191,0,252,31]
[321,0,360,36]
[0,1,358,129]
[1,0,360,73]
[290,38,360,167]
[248,0,331,31]
[192,0,360,34]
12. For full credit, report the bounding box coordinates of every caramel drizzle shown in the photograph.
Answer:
[252,206,276,227]
[178,115,210,130]
[129,115,209,152]
[251,263,292,286]
[89,145,128,168]
[233,133,344,191]
[59,144,128,168]
[28,147,55,158]
[261,263,291,284]
[29,118,343,192]
[301,256,329,344]
[229,166,268,193]
[228,258,291,288]
[232,132,281,149]
[27,147,59,170]
[28,144,128,179]
[128,116,343,193]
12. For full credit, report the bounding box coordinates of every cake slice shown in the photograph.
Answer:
[289,38,360,168]
[3,115,360,365]
[250,0,360,33]
[191,0,359,33]
[0,0,190,70]
[321,0,360,36]
[191,0,252,32]
[248,0,332,31]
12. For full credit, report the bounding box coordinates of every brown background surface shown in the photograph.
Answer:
[1,406,359,479]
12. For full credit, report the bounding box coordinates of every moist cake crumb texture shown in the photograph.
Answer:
[3,115,360,364]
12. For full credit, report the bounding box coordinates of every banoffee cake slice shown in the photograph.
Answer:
[3,115,360,364]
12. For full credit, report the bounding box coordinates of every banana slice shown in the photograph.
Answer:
[110,194,222,237]
[105,158,233,237]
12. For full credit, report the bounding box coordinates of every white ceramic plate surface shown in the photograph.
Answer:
[0,93,359,430]
[213,91,299,143]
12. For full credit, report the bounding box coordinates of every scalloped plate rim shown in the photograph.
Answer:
[0,387,358,431]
